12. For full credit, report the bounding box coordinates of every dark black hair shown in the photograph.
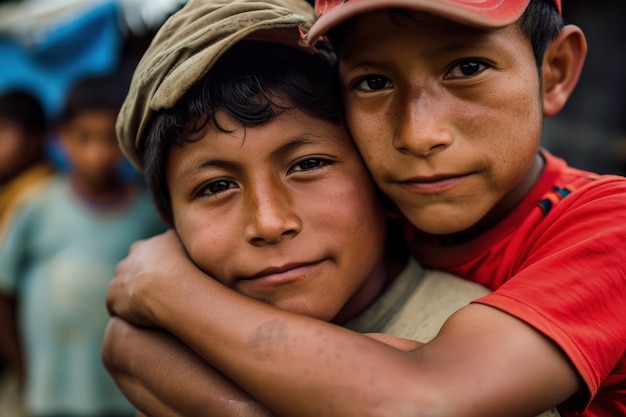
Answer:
[0,89,47,137]
[519,0,564,67]
[143,41,343,224]
[60,72,129,124]
[328,0,563,69]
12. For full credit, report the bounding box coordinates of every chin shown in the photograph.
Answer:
[410,218,471,235]
[407,208,485,236]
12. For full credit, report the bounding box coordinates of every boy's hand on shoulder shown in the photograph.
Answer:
[364,333,423,351]
[106,229,191,327]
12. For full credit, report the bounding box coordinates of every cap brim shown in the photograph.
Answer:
[306,0,530,45]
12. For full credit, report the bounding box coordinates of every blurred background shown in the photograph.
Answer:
[1,0,625,174]
[544,1,626,175]
[0,0,188,173]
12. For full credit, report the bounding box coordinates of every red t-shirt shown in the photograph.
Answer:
[413,150,626,416]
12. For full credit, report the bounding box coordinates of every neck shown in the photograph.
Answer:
[70,175,131,212]
[332,254,406,325]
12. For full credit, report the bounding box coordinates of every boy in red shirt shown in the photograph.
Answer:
[106,0,626,416]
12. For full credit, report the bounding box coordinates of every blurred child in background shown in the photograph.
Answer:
[0,89,52,417]
[0,89,54,240]
[0,74,165,417]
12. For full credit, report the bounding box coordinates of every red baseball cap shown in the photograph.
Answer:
[306,0,562,44]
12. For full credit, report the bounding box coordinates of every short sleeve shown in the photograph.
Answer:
[475,177,626,402]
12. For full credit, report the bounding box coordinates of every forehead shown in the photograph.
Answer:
[167,109,353,175]
[337,10,527,57]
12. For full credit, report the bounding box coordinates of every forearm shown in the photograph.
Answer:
[108,232,579,417]
[102,317,274,417]
[143,271,579,417]
[143,267,431,417]
[107,233,426,416]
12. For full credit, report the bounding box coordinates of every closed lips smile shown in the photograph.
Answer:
[244,261,323,286]
[397,173,472,193]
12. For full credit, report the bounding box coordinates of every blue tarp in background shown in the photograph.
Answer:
[0,1,123,121]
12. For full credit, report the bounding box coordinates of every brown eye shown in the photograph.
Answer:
[200,179,237,196]
[459,62,481,75]
[366,76,388,90]
[446,60,488,80]
[354,75,392,92]
[290,158,331,173]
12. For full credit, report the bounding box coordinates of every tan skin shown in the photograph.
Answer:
[60,110,127,203]
[105,294,420,417]
[107,231,574,417]
[106,318,276,417]
[167,109,390,325]
[338,13,577,237]
[105,15,587,417]
[109,323,420,417]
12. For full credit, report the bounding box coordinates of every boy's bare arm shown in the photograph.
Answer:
[107,231,581,417]
[102,316,274,417]
[102,302,419,417]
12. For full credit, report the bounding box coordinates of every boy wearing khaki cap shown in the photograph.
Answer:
[106,0,626,416]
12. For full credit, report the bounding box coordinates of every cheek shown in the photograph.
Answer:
[329,173,387,255]
[493,92,542,169]
[477,121,542,208]
[303,161,386,246]
[463,76,542,164]
[343,96,383,148]
[344,120,387,178]
[499,72,543,140]
[173,207,233,281]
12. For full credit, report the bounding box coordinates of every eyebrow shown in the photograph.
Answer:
[177,134,338,181]
[177,158,239,182]
[269,134,333,160]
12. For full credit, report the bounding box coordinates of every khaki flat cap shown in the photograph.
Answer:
[117,0,317,170]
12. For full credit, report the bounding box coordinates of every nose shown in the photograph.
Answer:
[392,90,454,157]
[243,181,302,245]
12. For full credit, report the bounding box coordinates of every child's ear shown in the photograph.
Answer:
[541,25,587,117]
